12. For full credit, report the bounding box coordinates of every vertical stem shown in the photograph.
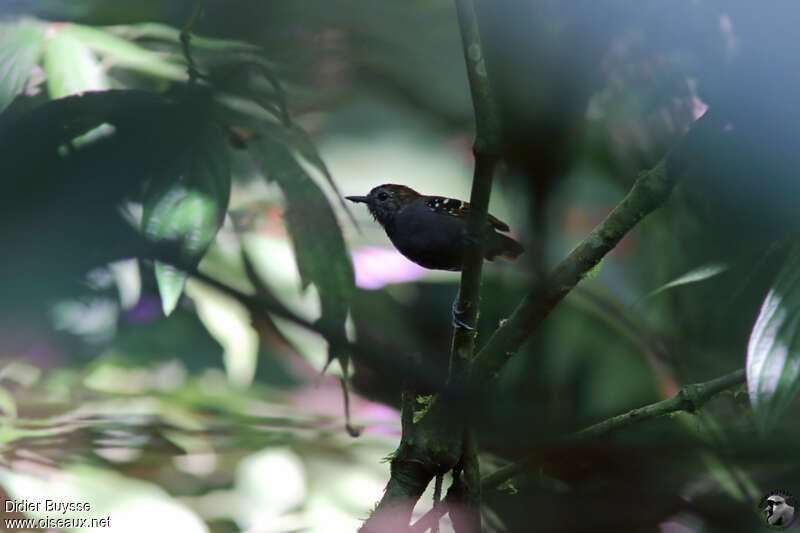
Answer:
[450,0,502,376]
[450,1,502,532]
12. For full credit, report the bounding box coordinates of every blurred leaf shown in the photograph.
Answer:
[644,263,728,300]
[747,244,800,434]
[235,448,307,528]
[185,279,259,388]
[0,19,46,113]
[44,28,109,99]
[0,385,17,418]
[65,23,186,80]
[107,22,260,52]
[0,465,209,532]
[249,137,355,359]
[142,122,231,315]
[249,137,359,436]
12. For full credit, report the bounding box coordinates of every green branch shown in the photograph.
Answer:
[481,368,746,490]
[361,2,502,531]
[470,155,681,387]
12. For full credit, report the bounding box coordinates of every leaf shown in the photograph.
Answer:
[747,244,800,434]
[185,279,258,387]
[644,262,728,300]
[44,28,109,99]
[64,24,186,80]
[142,123,231,316]
[0,385,17,418]
[250,137,354,329]
[0,19,46,113]
[107,22,260,52]
[249,136,356,431]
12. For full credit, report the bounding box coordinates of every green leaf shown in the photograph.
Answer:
[250,137,354,335]
[184,279,258,387]
[0,19,46,113]
[44,29,109,99]
[747,244,800,434]
[645,263,728,299]
[142,123,231,316]
[250,137,357,434]
[106,22,260,52]
[64,24,186,80]
[0,385,17,418]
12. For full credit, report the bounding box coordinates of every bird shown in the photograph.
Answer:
[765,494,795,527]
[346,184,524,271]
[347,184,524,329]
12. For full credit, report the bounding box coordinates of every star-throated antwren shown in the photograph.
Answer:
[346,184,524,271]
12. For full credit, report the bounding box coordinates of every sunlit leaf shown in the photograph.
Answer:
[0,385,17,418]
[65,23,186,80]
[234,448,307,528]
[0,19,46,113]
[0,465,209,533]
[747,244,800,434]
[185,279,259,387]
[645,263,728,299]
[142,122,231,315]
[44,28,109,99]
[107,22,260,52]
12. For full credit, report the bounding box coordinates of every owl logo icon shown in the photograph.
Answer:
[760,490,796,529]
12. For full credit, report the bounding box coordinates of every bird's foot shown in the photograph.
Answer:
[452,298,474,331]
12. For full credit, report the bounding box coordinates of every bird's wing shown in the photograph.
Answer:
[424,196,511,232]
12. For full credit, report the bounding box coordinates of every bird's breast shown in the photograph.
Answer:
[384,201,465,271]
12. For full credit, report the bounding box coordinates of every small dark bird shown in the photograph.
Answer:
[346,184,524,271]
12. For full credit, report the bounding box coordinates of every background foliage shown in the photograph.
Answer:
[1,1,800,532]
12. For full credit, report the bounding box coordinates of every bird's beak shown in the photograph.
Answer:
[346,195,368,204]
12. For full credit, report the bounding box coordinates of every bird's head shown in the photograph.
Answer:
[346,184,420,226]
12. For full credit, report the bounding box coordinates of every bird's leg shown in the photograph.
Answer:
[452,297,474,331]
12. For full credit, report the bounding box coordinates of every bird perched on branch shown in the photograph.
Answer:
[346,184,524,271]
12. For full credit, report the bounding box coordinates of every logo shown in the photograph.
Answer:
[759,490,796,529]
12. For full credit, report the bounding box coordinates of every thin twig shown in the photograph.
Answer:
[469,156,680,387]
[481,368,746,490]
[180,0,206,84]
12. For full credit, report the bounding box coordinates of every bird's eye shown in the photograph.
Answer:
[377,192,389,201]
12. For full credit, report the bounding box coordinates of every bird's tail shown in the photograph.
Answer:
[486,232,524,262]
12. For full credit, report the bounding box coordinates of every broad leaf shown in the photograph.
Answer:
[44,29,109,99]
[747,244,800,434]
[249,137,357,435]
[0,20,46,113]
[142,123,231,316]
[250,137,354,326]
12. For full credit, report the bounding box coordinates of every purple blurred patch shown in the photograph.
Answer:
[352,246,426,290]
[25,342,64,369]
[123,293,161,324]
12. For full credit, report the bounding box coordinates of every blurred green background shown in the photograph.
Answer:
[1,1,800,532]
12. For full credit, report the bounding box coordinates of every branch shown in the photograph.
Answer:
[361,2,502,530]
[450,0,502,371]
[447,2,502,531]
[481,368,746,490]
[470,154,681,387]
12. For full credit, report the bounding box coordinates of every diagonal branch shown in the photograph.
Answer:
[481,368,746,490]
[469,153,682,387]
